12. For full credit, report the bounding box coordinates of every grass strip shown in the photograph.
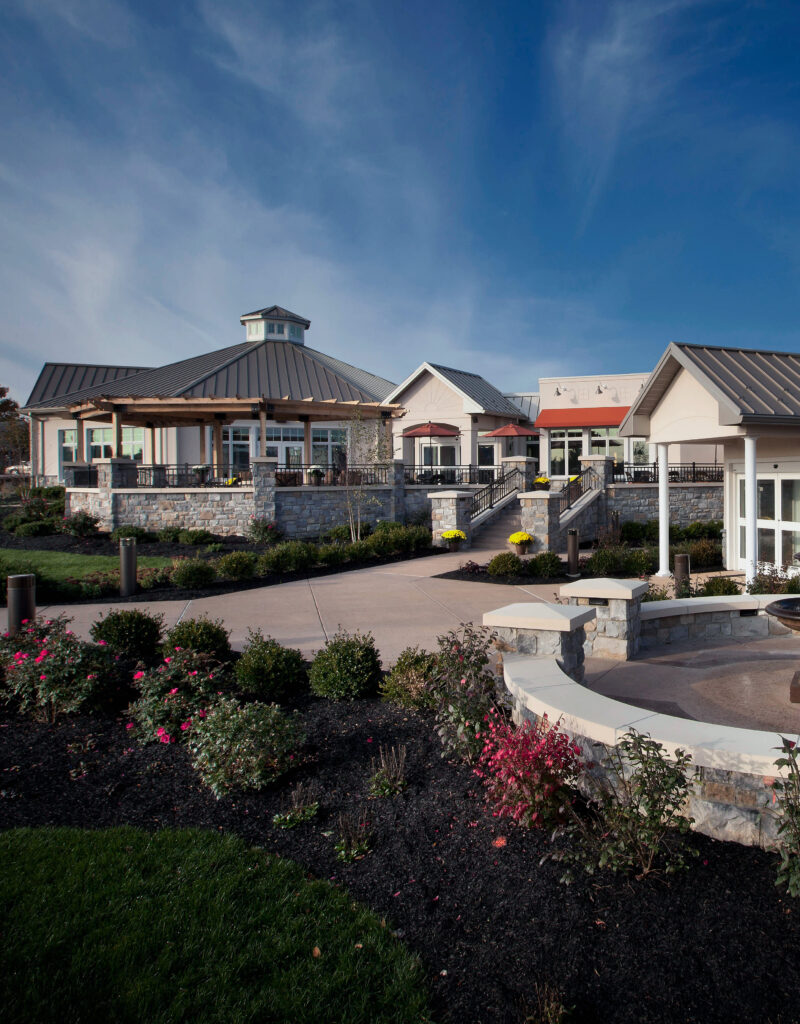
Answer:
[0,826,431,1024]
[0,548,172,580]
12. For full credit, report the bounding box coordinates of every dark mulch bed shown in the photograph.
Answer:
[2,698,798,1024]
[435,563,574,587]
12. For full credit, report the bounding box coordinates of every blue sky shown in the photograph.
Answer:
[2,0,800,404]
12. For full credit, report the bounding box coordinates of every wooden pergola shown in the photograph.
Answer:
[67,394,405,472]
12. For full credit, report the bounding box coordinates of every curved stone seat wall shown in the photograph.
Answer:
[640,594,792,647]
[501,651,787,848]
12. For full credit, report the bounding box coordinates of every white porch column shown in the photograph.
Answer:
[745,435,758,584]
[655,442,671,577]
[540,429,551,477]
[581,427,591,457]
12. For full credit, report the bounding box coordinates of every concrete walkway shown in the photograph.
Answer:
[1,547,557,666]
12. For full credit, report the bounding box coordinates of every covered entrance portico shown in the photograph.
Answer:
[621,342,800,584]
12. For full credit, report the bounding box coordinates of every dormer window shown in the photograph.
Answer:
[267,322,285,335]
[246,321,263,340]
[289,324,302,340]
[275,323,285,335]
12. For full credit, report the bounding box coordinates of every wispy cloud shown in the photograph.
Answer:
[547,0,733,229]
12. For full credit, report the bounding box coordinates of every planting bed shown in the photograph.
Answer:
[2,696,799,1024]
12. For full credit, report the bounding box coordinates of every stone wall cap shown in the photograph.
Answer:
[560,578,649,600]
[640,594,760,619]
[500,456,538,464]
[427,490,474,498]
[483,602,595,631]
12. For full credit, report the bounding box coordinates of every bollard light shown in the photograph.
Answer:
[120,537,137,597]
[674,552,690,597]
[7,573,36,636]
[567,529,579,576]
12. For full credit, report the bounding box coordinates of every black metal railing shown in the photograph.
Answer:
[611,462,723,484]
[273,464,391,487]
[136,465,253,488]
[63,465,99,487]
[558,467,600,516]
[404,465,499,487]
[470,468,522,519]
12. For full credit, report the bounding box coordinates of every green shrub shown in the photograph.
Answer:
[235,629,306,701]
[345,539,375,563]
[189,697,304,798]
[60,511,100,537]
[309,629,382,700]
[487,552,523,577]
[215,550,257,580]
[685,539,722,570]
[205,542,225,554]
[623,548,655,576]
[374,520,403,533]
[380,646,438,710]
[170,558,217,590]
[320,524,352,544]
[406,524,433,550]
[15,519,59,537]
[127,649,228,745]
[37,485,66,504]
[431,623,499,764]
[317,543,347,568]
[366,529,399,556]
[0,615,118,722]
[551,730,696,882]
[90,609,165,664]
[256,546,292,575]
[698,575,741,596]
[111,525,154,542]
[528,551,563,579]
[620,521,646,545]
[281,541,318,572]
[136,565,174,592]
[586,545,626,576]
[773,737,800,897]
[684,519,723,540]
[2,512,25,532]
[164,615,232,661]
[178,528,215,546]
[247,516,283,545]
[156,526,181,542]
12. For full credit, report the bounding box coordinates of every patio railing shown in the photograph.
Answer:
[137,465,253,488]
[558,467,600,516]
[404,465,499,486]
[471,468,522,519]
[273,464,392,487]
[611,462,723,484]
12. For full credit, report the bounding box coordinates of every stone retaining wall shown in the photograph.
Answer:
[607,483,723,526]
[274,487,395,538]
[640,603,791,647]
[67,488,256,535]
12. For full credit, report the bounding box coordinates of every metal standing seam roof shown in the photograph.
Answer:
[428,364,525,417]
[26,339,395,410]
[504,392,540,422]
[627,342,800,426]
[24,363,151,409]
[239,305,311,327]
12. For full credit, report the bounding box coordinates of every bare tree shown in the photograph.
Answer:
[0,388,29,470]
[344,410,393,541]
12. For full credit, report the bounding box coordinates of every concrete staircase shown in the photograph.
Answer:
[472,502,521,552]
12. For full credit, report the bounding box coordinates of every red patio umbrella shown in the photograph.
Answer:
[481,423,539,437]
[402,422,460,468]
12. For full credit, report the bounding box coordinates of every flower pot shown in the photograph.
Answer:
[513,542,530,556]
[310,476,323,486]
[532,482,550,491]
[447,540,462,553]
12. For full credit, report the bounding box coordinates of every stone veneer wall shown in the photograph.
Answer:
[640,605,790,647]
[607,483,723,526]
[404,488,434,524]
[67,488,256,536]
[274,487,395,538]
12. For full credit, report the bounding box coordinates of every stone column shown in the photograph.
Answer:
[578,454,614,487]
[500,456,539,490]
[518,489,562,553]
[483,602,596,683]
[251,457,278,524]
[560,577,648,660]
[390,459,406,524]
[96,458,139,489]
[429,490,473,548]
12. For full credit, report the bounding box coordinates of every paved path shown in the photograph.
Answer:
[2,548,557,666]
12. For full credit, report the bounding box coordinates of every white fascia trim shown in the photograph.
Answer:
[384,362,486,414]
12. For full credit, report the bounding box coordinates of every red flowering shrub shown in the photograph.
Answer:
[476,711,584,830]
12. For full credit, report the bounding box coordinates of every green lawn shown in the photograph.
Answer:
[0,548,173,579]
[0,827,431,1024]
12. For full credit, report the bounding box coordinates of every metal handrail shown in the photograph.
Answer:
[404,464,498,486]
[470,468,522,519]
[558,467,600,516]
[273,463,391,486]
[611,462,723,484]
[136,464,253,488]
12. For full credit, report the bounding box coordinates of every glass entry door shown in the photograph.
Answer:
[737,474,800,570]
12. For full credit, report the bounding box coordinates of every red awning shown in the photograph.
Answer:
[402,422,460,438]
[482,423,539,437]
[534,406,630,429]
